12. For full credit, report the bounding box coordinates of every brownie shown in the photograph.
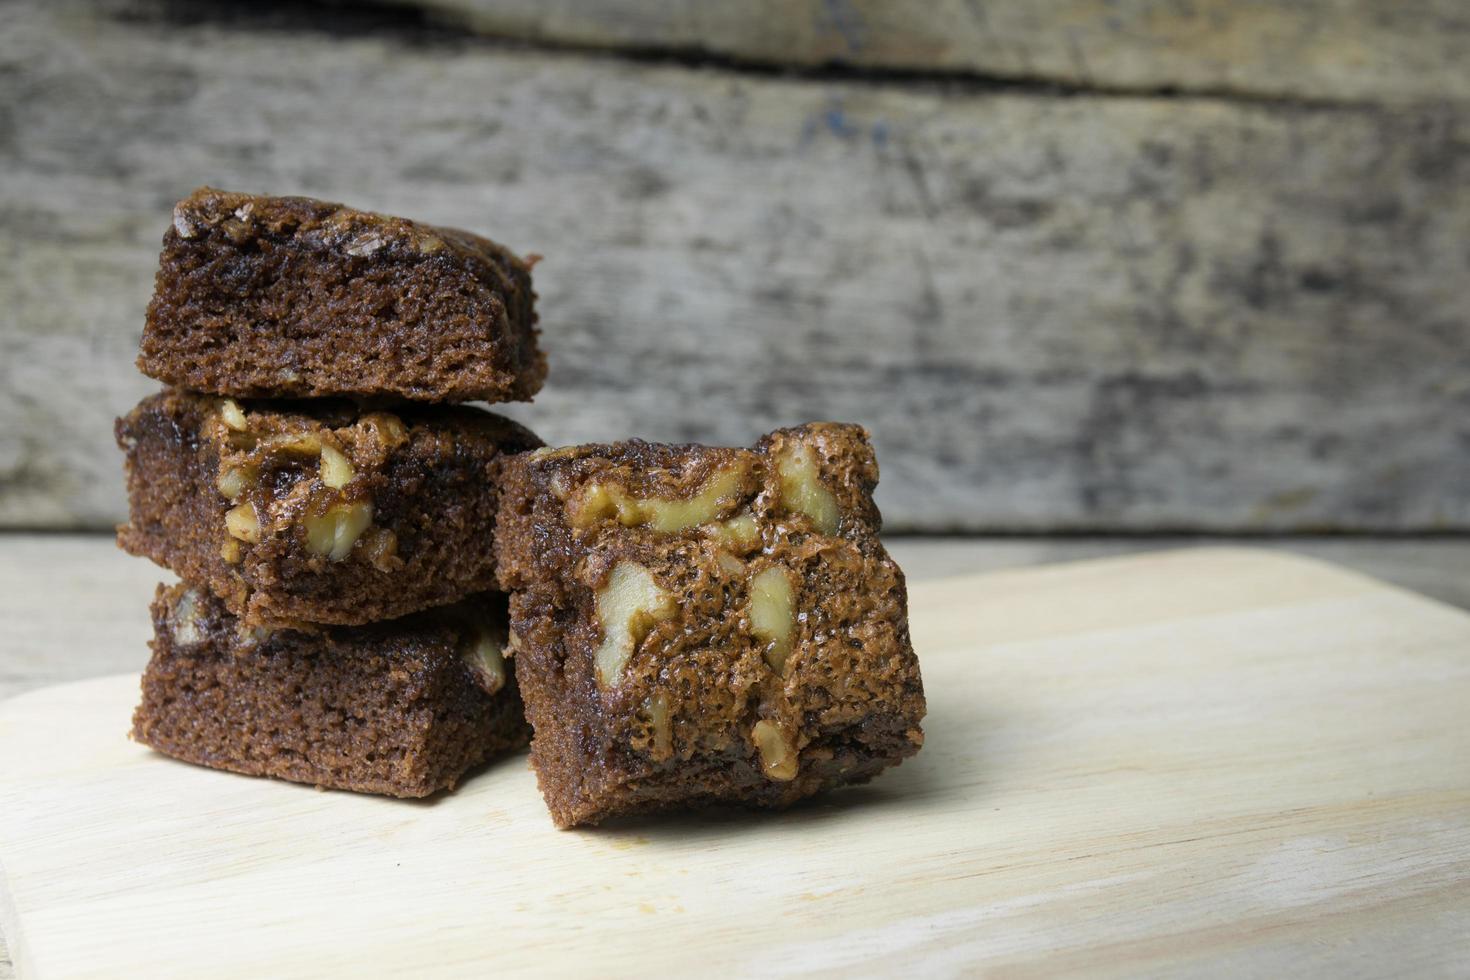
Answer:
[117,388,541,629]
[133,583,528,798]
[138,187,546,403]
[494,423,926,827]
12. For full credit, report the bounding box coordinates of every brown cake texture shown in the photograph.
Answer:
[117,388,541,629]
[138,187,546,403]
[133,583,528,798]
[494,423,926,827]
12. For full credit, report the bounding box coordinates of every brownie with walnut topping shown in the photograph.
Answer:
[116,388,541,630]
[493,423,926,828]
[133,582,527,798]
[138,187,546,403]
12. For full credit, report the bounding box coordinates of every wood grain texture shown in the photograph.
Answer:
[373,0,1470,104]
[1,534,1469,977]
[2,549,1469,977]
[2,1,1468,532]
[14,541,1470,980]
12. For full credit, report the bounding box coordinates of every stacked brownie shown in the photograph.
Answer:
[119,187,927,825]
[118,188,544,797]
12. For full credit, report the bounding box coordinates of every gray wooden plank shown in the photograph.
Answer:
[1,1,1468,532]
[373,0,1470,103]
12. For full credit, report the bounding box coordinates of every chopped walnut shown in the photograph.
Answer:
[216,463,257,502]
[304,500,373,561]
[461,628,508,695]
[748,566,797,673]
[318,444,355,489]
[569,464,747,532]
[752,720,798,781]
[171,589,205,647]
[593,561,675,687]
[217,399,248,432]
[224,502,261,543]
[775,443,839,534]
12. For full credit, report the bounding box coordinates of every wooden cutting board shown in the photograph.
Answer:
[2,549,1468,978]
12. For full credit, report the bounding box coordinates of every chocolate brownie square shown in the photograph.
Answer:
[138,187,546,403]
[133,583,528,798]
[494,423,926,827]
[117,389,540,629]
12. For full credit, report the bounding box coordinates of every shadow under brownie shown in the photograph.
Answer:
[133,583,528,798]
[495,423,926,827]
[117,388,541,629]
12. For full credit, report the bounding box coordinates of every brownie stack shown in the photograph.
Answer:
[117,187,545,797]
[119,186,928,826]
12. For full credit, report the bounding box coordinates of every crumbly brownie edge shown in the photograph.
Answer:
[494,425,926,828]
[132,583,529,798]
[138,187,545,403]
[117,388,542,628]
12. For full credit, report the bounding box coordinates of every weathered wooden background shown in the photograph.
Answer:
[1,0,1468,532]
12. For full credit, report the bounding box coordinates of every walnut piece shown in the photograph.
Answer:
[224,502,261,543]
[171,589,205,647]
[216,463,257,501]
[775,443,839,534]
[752,719,798,781]
[594,561,675,687]
[461,628,508,695]
[217,399,248,432]
[709,513,761,550]
[260,432,323,457]
[716,550,745,577]
[748,566,797,673]
[304,500,374,561]
[318,444,355,489]
[570,464,747,533]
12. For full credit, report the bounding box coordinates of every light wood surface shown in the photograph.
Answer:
[3,548,1468,977]
[5,532,1470,704]
[5,0,1469,532]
